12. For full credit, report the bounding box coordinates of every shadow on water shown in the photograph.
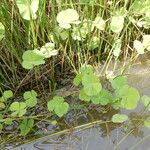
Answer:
[4,62,150,150]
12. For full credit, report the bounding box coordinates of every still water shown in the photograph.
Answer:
[11,63,150,150]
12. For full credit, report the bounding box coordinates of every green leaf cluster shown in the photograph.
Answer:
[0,90,13,109]
[19,119,34,136]
[23,90,37,107]
[74,65,114,105]
[9,90,37,117]
[47,96,69,117]
[111,76,140,110]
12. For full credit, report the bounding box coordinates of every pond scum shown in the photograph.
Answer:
[1,0,150,149]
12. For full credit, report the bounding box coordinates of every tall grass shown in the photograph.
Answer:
[0,0,147,92]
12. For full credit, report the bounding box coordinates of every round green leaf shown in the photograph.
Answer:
[82,74,102,96]
[9,102,26,117]
[16,0,39,20]
[22,50,45,69]
[119,85,140,110]
[110,16,124,33]
[111,76,127,90]
[19,119,34,136]
[47,96,69,117]
[141,95,150,110]
[24,90,37,107]
[112,114,128,123]
[56,9,80,29]
[79,89,91,102]
[93,16,105,30]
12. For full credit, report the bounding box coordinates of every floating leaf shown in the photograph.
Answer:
[24,90,37,107]
[20,119,34,136]
[133,40,144,54]
[119,85,140,110]
[111,76,127,90]
[22,50,45,69]
[112,114,128,123]
[16,0,39,20]
[144,119,150,129]
[0,22,5,41]
[141,95,150,110]
[47,96,69,117]
[91,89,113,105]
[56,9,80,29]
[9,102,26,117]
[82,74,102,96]
[110,16,124,33]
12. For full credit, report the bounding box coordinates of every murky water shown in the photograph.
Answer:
[8,62,150,150]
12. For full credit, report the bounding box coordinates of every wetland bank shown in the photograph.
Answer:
[1,0,150,150]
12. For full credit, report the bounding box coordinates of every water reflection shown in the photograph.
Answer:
[10,63,150,150]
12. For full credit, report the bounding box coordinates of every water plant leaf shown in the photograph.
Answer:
[79,89,91,102]
[89,36,100,50]
[93,16,105,30]
[72,26,86,41]
[141,95,150,110]
[9,102,26,117]
[143,35,150,51]
[36,42,58,58]
[16,0,39,20]
[19,119,34,136]
[133,40,144,54]
[0,102,5,109]
[73,73,82,86]
[111,76,127,90]
[4,118,13,125]
[80,65,94,75]
[56,9,80,29]
[0,90,13,102]
[22,50,45,69]
[119,85,140,110]
[0,22,5,41]
[47,96,69,117]
[110,16,124,33]
[91,89,113,105]
[82,74,102,96]
[24,90,37,107]
[144,119,150,129]
[112,114,128,123]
